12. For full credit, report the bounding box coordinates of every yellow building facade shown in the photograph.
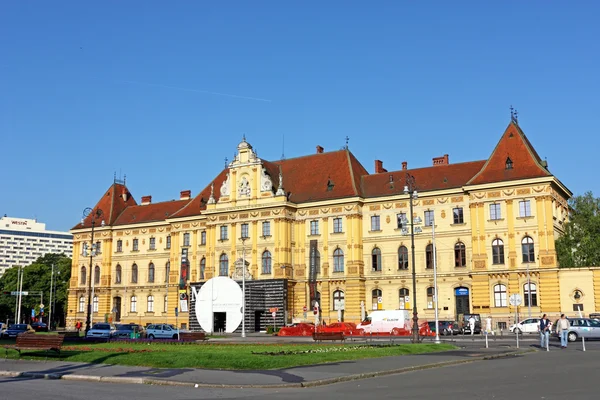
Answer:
[67,121,598,331]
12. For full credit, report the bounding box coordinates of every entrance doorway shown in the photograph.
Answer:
[213,312,226,333]
[112,297,121,322]
[254,310,263,332]
[455,287,470,317]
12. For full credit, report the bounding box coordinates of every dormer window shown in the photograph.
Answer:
[327,179,335,191]
[505,157,513,170]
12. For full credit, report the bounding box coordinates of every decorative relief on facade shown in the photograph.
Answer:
[116,232,123,237]
[191,222,199,227]
[349,267,358,274]
[332,207,342,213]
[141,229,147,234]
[474,261,486,269]
[479,235,485,240]
[385,215,391,224]
[383,203,392,209]
[240,213,249,219]
[149,228,156,233]
[503,189,514,196]
[261,211,271,216]
[441,210,446,219]
[451,196,463,203]
[238,176,251,197]
[517,188,531,195]
[369,205,381,211]
[541,256,554,266]
[209,216,217,221]
[345,205,355,211]
[260,167,273,192]
[423,199,434,206]
[220,173,231,196]
[219,216,228,221]
[133,230,139,234]
[396,202,407,208]
[309,210,319,216]
[272,209,282,215]
[510,258,516,267]
[173,224,181,229]
[474,193,486,199]
[182,223,190,229]
[487,191,501,198]
[532,186,545,193]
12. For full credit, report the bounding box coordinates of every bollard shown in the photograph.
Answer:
[485,331,489,349]
[582,335,586,352]
[546,336,549,352]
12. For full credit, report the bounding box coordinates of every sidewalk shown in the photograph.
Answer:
[0,345,533,388]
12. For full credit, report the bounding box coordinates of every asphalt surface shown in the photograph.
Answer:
[0,342,597,399]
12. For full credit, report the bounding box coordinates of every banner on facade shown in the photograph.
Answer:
[179,289,189,312]
[309,239,318,306]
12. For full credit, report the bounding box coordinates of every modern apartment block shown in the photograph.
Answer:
[0,216,73,276]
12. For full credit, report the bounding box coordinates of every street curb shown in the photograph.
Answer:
[0,349,535,389]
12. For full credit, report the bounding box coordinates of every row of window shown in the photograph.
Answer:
[78,295,165,313]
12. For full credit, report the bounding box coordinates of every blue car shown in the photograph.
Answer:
[2,324,34,338]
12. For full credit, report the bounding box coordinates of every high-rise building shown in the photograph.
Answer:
[0,216,73,276]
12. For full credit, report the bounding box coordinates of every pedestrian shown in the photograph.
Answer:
[538,314,551,349]
[556,314,569,348]
[468,315,476,335]
[485,316,494,335]
[75,321,82,332]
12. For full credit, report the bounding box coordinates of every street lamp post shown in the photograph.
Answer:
[404,174,421,343]
[82,207,103,335]
[432,217,440,344]
[240,237,247,338]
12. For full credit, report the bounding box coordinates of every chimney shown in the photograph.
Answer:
[374,160,387,173]
[180,190,191,200]
[402,161,408,170]
[432,154,450,166]
[316,145,324,154]
[141,195,152,205]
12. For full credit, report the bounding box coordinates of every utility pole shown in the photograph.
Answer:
[17,265,24,324]
[49,264,54,330]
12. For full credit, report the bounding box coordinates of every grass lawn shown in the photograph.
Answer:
[0,339,455,370]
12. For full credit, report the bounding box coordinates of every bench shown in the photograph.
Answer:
[313,332,345,343]
[179,332,207,341]
[4,333,65,359]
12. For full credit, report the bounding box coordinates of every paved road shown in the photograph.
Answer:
[1,343,597,399]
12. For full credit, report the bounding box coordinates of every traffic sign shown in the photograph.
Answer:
[509,294,522,306]
[271,311,276,318]
[11,291,28,296]
[269,307,278,313]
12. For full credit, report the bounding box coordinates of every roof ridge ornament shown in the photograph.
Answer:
[510,105,519,125]
[276,168,285,196]
[207,183,216,204]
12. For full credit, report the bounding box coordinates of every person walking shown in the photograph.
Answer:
[538,314,550,349]
[485,316,494,335]
[556,314,570,348]
[468,315,476,336]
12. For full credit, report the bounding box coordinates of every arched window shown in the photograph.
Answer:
[372,248,382,272]
[372,289,382,310]
[427,287,435,309]
[147,295,154,312]
[262,250,272,274]
[131,264,138,283]
[94,265,100,285]
[78,296,85,312]
[399,288,409,310]
[454,242,466,267]
[426,244,434,269]
[494,284,507,307]
[219,254,228,276]
[165,261,170,283]
[200,257,206,280]
[522,236,535,263]
[80,266,86,285]
[492,239,505,264]
[310,247,321,274]
[333,248,344,272]
[398,246,408,270]
[130,296,137,312]
[93,295,98,312]
[333,290,345,311]
[524,282,537,306]
[115,264,122,284]
[148,263,155,283]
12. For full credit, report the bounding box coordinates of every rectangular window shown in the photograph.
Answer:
[220,226,228,240]
[166,235,171,249]
[333,217,343,233]
[262,221,271,237]
[490,204,502,220]
[310,220,319,235]
[132,239,139,251]
[424,210,434,227]
[149,237,156,250]
[519,200,532,217]
[241,223,249,239]
[200,231,206,245]
[396,213,406,229]
[183,233,190,246]
[371,215,381,231]
[453,207,464,224]
[116,240,122,253]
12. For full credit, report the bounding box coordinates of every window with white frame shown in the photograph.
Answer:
[132,239,139,251]
[166,235,171,249]
[183,233,191,246]
[116,240,123,252]
[494,284,507,307]
[200,231,206,245]
[524,282,537,306]
[519,200,532,217]
[424,210,434,226]
[241,223,249,239]
[454,242,466,267]
[372,248,382,271]
[78,296,85,312]
[372,289,382,310]
[131,264,138,283]
[371,215,381,231]
[522,236,535,263]
[149,237,156,250]
[148,263,155,283]
[492,239,505,264]
[333,248,344,272]
[219,254,228,276]
[130,296,137,312]
[333,290,345,311]
[115,264,122,284]
[220,226,228,240]
[262,250,272,274]
[333,217,343,233]
[147,295,154,312]
[262,221,271,237]
[310,220,319,235]
[490,203,501,220]
[399,288,409,310]
[426,287,435,309]
[398,246,408,270]
[453,207,464,224]
[396,213,406,229]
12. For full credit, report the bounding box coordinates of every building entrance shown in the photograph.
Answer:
[254,310,263,332]
[213,312,226,333]
[455,287,470,317]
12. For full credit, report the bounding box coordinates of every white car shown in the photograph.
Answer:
[509,318,540,334]
[86,323,115,338]
[146,324,180,339]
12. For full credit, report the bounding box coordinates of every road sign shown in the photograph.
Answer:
[269,307,278,313]
[271,311,276,318]
[509,294,522,306]
[377,297,383,303]
[11,291,28,296]
[40,304,45,309]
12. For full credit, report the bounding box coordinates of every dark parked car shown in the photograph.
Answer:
[460,314,482,334]
[31,322,49,332]
[427,321,460,336]
[2,324,34,338]
[111,324,145,339]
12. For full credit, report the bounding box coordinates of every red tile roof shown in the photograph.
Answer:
[170,168,230,219]
[112,199,192,226]
[362,160,486,197]
[72,183,137,230]
[468,122,551,185]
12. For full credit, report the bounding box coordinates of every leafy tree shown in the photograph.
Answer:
[0,253,71,326]
[556,192,600,267]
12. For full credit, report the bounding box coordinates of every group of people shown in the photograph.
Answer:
[538,313,570,349]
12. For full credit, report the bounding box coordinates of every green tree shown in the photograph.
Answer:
[556,192,600,267]
[0,253,71,326]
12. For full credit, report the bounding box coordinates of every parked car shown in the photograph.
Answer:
[277,323,315,336]
[552,318,600,342]
[85,323,114,339]
[460,314,482,334]
[111,323,145,339]
[31,322,49,332]
[2,324,34,338]
[428,320,460,336]
[146,324,180,339]
[509,318,540,334]
[589,313,600,321]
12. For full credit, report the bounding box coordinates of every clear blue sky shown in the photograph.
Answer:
[1,2,598,232]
